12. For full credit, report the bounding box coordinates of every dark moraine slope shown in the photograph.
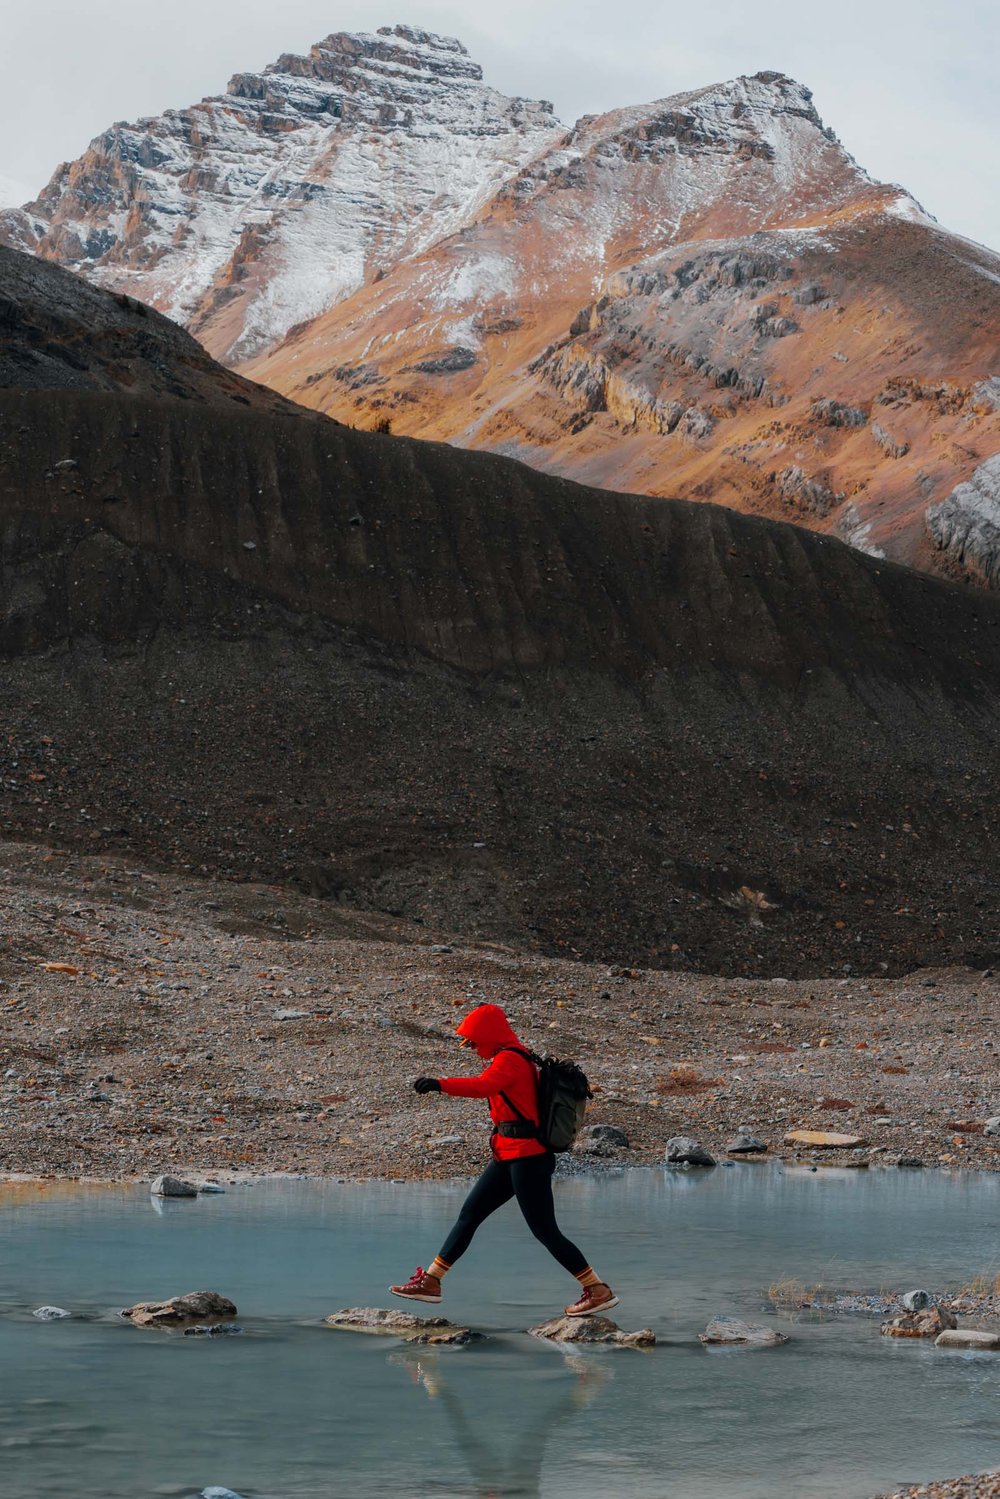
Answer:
[2,246,1000,976]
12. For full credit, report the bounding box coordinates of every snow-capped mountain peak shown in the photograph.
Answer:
[1,27,563,360]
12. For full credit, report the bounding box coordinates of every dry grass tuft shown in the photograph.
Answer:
[657,1064,725,1095]
[767,1277,831,1308]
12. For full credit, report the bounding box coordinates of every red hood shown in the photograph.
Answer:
[455,1004,522,1054]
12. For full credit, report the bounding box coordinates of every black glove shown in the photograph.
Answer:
[414,1077,442,1094]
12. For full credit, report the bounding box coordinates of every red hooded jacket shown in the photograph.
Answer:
[438,1004,546,1161]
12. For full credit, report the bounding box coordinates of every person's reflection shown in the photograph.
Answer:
[388,1347,609,1497]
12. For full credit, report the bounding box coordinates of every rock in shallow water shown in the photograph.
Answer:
[33,1306,71,1320]
[529,1315,654,1347]
[700,1316,788,1348]
[149,1174,197,1198]
[122,1290,238,1328]
[183,1323,244,1337]
[324,1307,482,1344]
[934,1329,1000,1350]
[881,1305,957,1339]
[901,1290,932,1312]
[665,1136,716,1166]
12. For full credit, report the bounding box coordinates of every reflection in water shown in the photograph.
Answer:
[389,1347,610,1497]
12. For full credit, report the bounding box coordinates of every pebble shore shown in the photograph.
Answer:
[878,1476,1000,1499]
[1,841,997,1182]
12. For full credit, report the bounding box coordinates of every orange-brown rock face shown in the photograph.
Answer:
[244,74,1000,585]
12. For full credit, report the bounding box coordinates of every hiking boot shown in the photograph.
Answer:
[390,1267,442,1304]
[564,1283,619,1317]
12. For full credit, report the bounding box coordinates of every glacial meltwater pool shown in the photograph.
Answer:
[1,1166,998,1499]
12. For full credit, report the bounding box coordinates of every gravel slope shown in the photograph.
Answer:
[2,840,996,1182]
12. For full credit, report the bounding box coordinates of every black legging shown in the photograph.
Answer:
[439,1152,588,1275]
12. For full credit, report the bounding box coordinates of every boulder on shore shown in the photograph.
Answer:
[727,1127,767,1155]
[324,1307,482,1344]
[784,1130,867,1149]
[529,1315,654,1347]
[122,1290,237,1328]
[576,1123,630,1155]
[666,1136,716,1167]
[881,1305,957,1339]
[149,1174,197,1198]
[700,1316,788,1348]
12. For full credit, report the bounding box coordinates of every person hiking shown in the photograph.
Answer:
[390,1003,617,1316]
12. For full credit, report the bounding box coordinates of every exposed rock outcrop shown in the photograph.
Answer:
[927,455,1000,586]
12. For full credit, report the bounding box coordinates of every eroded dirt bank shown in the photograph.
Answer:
[1,842,996,1182]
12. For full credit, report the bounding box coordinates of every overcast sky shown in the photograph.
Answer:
[1,0,997,250]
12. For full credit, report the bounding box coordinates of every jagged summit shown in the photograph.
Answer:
[0,27,563,360]
[253,24,491,96]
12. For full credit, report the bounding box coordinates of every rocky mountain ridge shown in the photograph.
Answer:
[2,28,998,586]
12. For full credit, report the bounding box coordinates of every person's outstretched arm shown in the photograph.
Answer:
[436,1050,524,1099]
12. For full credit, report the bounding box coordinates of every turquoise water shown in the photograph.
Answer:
[2,1166,999,1498]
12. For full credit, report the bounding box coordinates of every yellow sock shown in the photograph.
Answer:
[428,1256,451,1280]
[575,1267,601,1288]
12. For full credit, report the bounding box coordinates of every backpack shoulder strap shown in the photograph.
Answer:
[496,1046,539,1125]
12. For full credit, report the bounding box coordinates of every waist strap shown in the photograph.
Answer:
[495,1121,538,1139]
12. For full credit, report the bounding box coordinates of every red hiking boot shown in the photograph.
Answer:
[390,1267,443,1304]
[564,1283,619,1317]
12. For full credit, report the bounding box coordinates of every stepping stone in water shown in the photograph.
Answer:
[529,1315,655,1348]
[935,1329,1000,1350]
[700,1316,788,1348]
[784,1130,867,1149]
[122,1290,238,1328]
[324,1307,483,1344]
